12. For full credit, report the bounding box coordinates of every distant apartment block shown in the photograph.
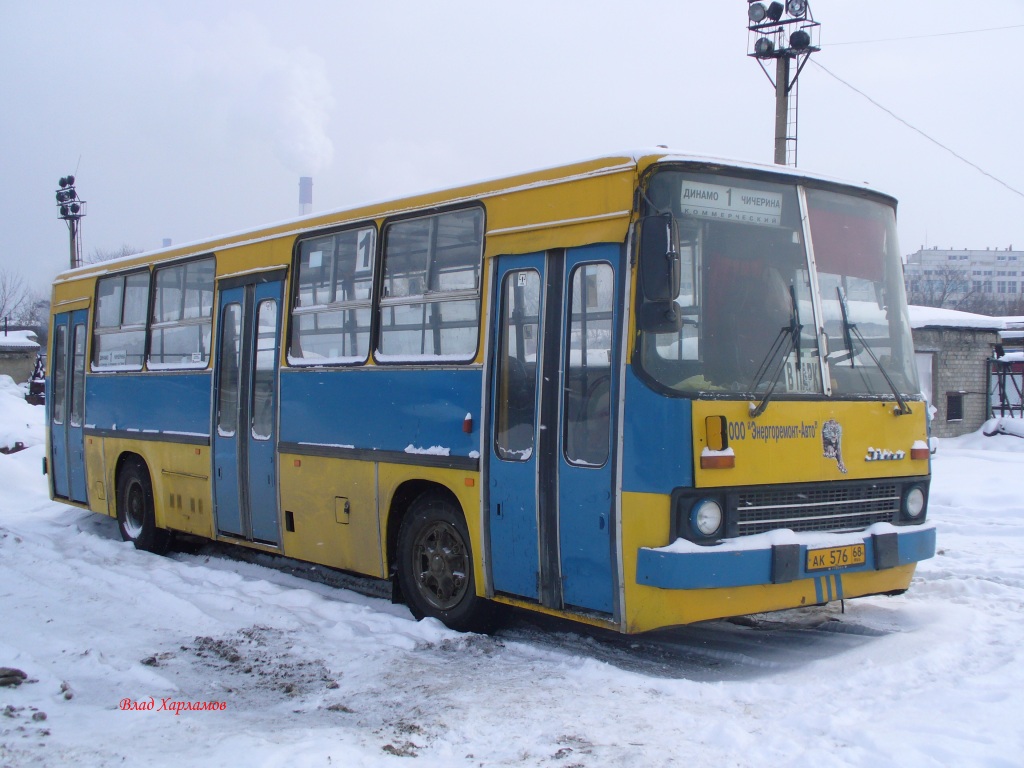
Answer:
[904,246,1023,312]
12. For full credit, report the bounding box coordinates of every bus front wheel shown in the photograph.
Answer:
[116,460,171,555]
[396,492,497,633]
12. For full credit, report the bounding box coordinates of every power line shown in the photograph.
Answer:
[829,23,1024,46]
[809,59,1024,200]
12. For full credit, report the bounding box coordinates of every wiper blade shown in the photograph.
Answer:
[749,286,802,418]
[836,287,855,366]
[836,288,912,416]
[790,284,801,371]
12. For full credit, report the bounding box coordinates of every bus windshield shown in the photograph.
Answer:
[636,169,919,400]
[805,187,918,398]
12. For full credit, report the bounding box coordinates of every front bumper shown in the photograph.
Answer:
[636,523,936,590]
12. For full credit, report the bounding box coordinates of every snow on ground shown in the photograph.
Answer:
[1,380,1023,766]
[0,377,44,451]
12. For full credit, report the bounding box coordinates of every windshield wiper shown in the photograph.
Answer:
[836,287,912,416]
[749,285,801,418]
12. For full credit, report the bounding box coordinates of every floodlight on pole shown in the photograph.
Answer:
[745,0,821,166]
[754,37,775,57]
[55,175,87,269]
[765,2,784,22]
[790,30,811,50]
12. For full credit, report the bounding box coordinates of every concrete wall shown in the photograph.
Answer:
[0,351,38,386]
[913,327,998,438]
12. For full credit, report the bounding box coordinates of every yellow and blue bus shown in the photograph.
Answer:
[46,151,935,633]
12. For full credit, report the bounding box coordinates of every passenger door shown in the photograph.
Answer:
[487,245,620,615]
[49,309,89,504]
[488,254,546,600]
[213,275,283,544]
[556,251,619,614]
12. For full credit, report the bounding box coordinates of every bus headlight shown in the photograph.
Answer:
[691,499,723,538]
[904,485,926,520]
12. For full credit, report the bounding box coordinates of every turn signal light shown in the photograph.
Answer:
[701,453,735,470]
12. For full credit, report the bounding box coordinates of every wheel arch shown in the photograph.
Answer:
[114,450,149,493]
[113,449,172,554]
[385,479,464,578]
[388,476,498,632]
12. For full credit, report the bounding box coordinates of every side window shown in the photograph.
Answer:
[149,257,215,368]
[52,325,67,425]
[93,271,149,369]
[70,324,86,426]
[216,303,243,437]
[251,300,279,440]
[290,227,376,364]
[377,208,483,361]
[564,263,614,467]
[494,270,541,461]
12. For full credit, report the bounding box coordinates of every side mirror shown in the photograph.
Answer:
[637,298,683,333]
[637,214,683,332]
[640,214,680,302]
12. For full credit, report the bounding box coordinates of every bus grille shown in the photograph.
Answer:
[734,483,900,536]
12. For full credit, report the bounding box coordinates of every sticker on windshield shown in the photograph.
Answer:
[679,181,782,226]
[783,354,821,393]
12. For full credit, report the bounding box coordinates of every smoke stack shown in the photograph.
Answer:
[299,176,313,216]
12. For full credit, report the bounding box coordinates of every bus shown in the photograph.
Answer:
[46,151,935,634]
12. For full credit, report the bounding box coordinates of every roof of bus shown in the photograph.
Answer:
[649,151,890,194]
[53,149,894,282]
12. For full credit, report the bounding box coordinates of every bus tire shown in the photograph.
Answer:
[116,460,171,555]
[396,492,498,633]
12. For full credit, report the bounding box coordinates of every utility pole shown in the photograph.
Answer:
[774,57,791,165]
[746,1,821,166]
[56,176,87,269]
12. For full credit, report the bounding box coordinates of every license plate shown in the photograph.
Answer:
[806,544,866,571]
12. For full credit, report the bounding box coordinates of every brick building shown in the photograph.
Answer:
[909,306,1002,438]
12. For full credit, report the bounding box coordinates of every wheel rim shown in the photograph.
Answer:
[123,479,146,540]
[411,520,469,611]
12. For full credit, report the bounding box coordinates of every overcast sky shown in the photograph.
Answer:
[3,1,1022,293]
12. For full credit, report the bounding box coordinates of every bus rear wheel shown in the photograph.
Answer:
[116,460,171,555]
[396,492,497,633]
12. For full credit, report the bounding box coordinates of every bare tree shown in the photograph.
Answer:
[0,269,31,322]
[86,244,142,264]
[1002,294,1024,316]
[16,289,50,326]
[907,264,976,309]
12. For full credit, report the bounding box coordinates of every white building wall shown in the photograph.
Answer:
[905,247,1023,303]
